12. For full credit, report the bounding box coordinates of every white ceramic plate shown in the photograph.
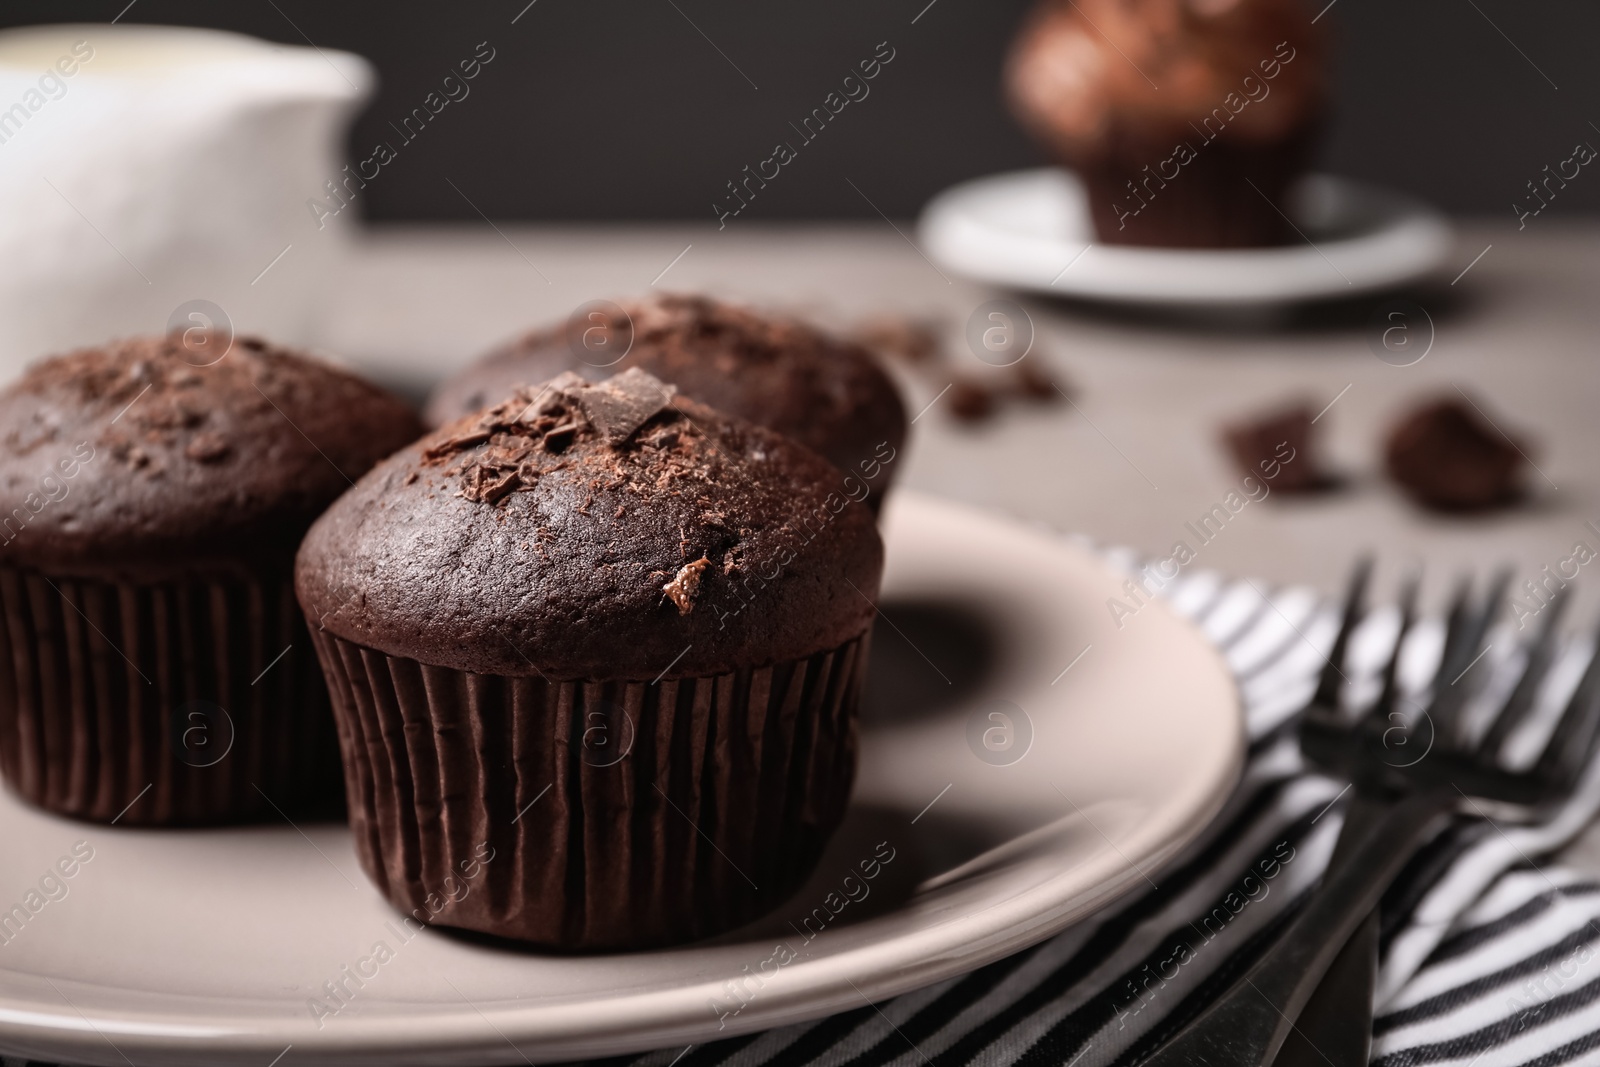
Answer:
[918,167,1455,306]
[0,493,1242,1067]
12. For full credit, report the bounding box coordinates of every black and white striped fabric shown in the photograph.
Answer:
[9,565,1600,1067]
[570,562,1600,1067]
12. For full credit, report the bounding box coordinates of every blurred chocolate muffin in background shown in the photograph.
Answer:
[1006,0,1329,247]
[427,294,907,511]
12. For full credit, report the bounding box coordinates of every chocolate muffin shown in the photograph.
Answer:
[1006,0,1329,247]
[298,368,882,950]
[0,335,423,825]
[426,294,906,511]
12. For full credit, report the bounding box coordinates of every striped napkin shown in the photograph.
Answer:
[8,564,1600,1067]
[582,561,1600,1067]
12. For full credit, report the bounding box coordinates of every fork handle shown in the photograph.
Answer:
[1139,790,1454,1067]
[1273,792,1389,1067]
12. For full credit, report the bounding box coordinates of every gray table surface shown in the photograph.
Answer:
[321,219,1600,865]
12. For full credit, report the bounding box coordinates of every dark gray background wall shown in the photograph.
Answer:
[4,0,1592,223]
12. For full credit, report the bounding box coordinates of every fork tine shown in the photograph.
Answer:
[1359,567,1421,735]
[1478,587,1572,759]
[1458,567,1512,673]
[1312,556,1372,712]
[1297,558,1374,770]
[1431,567,1512,747]
[1429,575,1475,688]
[1534,609,1600,791]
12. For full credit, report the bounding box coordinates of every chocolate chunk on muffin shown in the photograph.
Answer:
[299,367,883,950]
[426,294,906,511]
[1385,396,1529,511]
[0,334,423,825]
[1006,0,1328,247]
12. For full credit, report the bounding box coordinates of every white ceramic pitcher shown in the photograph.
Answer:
[0,23,373,378]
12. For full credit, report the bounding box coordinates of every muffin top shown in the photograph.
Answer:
[0,334,423,578]
[1006,0,1327,157]
[425,294,907,485]
[299,368,883,681]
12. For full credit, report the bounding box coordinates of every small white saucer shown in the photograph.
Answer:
[918,167,1455,306]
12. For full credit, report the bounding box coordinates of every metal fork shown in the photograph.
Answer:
[1281,564,1512,1067]
[1140,563,1600,1067]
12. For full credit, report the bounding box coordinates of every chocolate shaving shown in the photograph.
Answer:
[184,432,232,464]
[662,556,710,615]
[570,367,677,445]
[463,465,520,504]
[425,368,687,508]
[424,428,491,461]
[542,422,579,453]
[522,372,589,421]
[479,436,534,467]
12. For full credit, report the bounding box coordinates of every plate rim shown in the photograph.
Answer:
[918,166,1456,306]
[0,492,1245,1066]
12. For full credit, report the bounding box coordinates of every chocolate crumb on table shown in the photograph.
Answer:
[1385,395,1529,512]
[853,313,1071,425]
[853,315,942,364]
[1222,400,1333,493]
[1015,362,1062,401]
[949,379,997,422]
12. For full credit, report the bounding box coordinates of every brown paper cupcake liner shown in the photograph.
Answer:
[0,564,342,825]
[1077,126,1319,248]
[309,628,868,951]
